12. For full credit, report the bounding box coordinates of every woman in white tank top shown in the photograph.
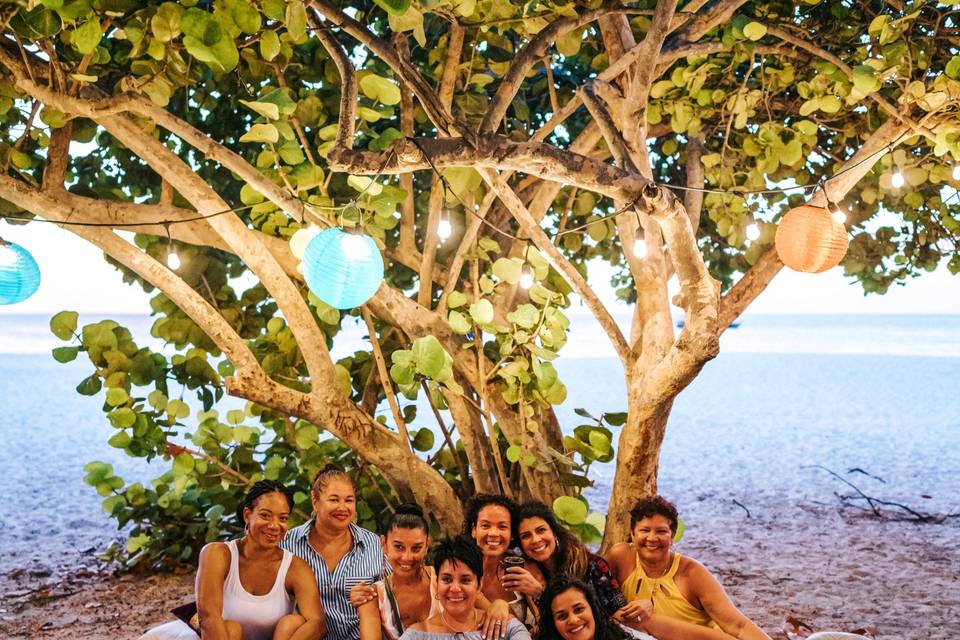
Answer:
[140,481,325,640]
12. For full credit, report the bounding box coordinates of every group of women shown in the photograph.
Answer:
[141,467,771,640]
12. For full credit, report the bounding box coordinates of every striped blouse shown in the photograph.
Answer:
[280,521,391,640]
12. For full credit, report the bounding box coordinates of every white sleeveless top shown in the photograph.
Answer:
[221,539,295,640]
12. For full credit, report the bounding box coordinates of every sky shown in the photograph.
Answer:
[1,216,958,316]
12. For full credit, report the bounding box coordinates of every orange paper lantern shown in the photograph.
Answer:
[775,205,848,273]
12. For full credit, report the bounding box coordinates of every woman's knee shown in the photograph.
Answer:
[273,614,307,640]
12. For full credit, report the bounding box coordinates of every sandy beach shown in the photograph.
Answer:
[3,497,958,639]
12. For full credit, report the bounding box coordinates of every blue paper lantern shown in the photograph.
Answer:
[0,239,41,305]
[303,228,384,309]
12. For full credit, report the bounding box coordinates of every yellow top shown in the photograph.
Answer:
[621,552,717,629]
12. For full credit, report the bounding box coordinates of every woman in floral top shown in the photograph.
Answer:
[508,501,627,618]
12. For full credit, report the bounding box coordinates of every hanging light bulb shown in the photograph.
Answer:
[167,249,181,270]
[829,203,846,224]
[633,239,647,259]
[437,211,452,241]
[746,223,761,241]
[891,170,905,189]
[952,165,960,181]
[519,265,534,289]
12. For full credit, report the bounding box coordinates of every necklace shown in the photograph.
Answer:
[439,607,479,634]
[641,552,673,579]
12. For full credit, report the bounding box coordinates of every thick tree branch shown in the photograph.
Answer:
[308,1,469,141]
[329,135,646,203]
[480,4,621,133]
[311,16,357,150]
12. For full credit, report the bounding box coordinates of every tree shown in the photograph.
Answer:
[1,0,957,565]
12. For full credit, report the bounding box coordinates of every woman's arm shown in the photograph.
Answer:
[686,561,770,640]
[196,543,233,640]
[287,557,327,640]
[350,581,382,640]
[632,614,737,640]
[603,543,633,583]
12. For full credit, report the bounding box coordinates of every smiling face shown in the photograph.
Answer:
[517,516,558,564]
[550,587,596,640]
[470,504,512,558]
[631,514,674,563]
[383,527,429,577]
[437,559,480,616]
[244,491,291,548]
[312,478,356,532]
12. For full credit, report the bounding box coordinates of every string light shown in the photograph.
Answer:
[745,223,761,241]
[519,264,534,289]
[164,224,180,270]
[891,169,905,189]
[437,210,452,241]
[829,203,846,224]
[953,165,960,181]
[633,240,647,258]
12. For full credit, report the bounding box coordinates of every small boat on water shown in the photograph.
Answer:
[675,319,740,329]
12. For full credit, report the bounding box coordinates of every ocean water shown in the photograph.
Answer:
[1,313,958,570]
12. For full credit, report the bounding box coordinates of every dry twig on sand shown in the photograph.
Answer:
[803,464,960,522]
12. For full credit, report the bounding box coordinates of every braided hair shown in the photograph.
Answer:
[311,463,354,496]
[236,480,294,525]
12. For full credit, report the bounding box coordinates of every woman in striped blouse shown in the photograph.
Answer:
[281,466,390,640]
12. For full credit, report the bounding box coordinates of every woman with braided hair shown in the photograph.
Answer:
[140,480,325,640]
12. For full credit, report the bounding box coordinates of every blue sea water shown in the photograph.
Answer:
[1,313,958,571]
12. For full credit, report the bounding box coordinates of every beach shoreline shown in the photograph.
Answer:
[4,497,957,640]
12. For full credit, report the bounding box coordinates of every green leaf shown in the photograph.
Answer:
[469,299,494,325]
[260,29,281,61]
[852,65,881,94]
[412,335,445,378]
[335,364,352,396]
[448,310,472,335]
[107,431,132,449]
[108,407,136,429]
[295,423,319,449]
[411,428,434,451]
[106,388,129,407]
[239,99,280,120]
[50,310,78,340]
[347,175,383,196]
[231,0,262,35]
[818,95,842,114]
[71,18,102,54]
[172,453,195,475]
[239,123,279,143]
[76,375,102,396]
[360,74,402,106]
[285,0,308,43]
[492,257,522,284]
[673,516,686,542]
[742,22,766,41]
[447,291,468,309]
[556,28,581,56]
[52,346,79,363]
[553,495,588,525]
[946,56,960,81]
[373,0,411,18]
[151,2,182,42]
[506,444,522,462]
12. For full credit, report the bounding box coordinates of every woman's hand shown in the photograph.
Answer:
[614,599,654,628]
[478,599,511,640]
[500,566,543,598]
[349,581,376,609]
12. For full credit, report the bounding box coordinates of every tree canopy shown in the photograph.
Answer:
[1,0,957,566]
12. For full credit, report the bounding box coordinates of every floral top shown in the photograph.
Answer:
[585,554,627,617]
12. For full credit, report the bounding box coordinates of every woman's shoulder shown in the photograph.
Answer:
[503,618,531,639]
[674,553,714,584]
[199,541,231,560]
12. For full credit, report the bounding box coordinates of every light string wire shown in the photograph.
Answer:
[0,129,911,240]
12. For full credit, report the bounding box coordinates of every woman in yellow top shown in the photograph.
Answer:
[605,497,769,640]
